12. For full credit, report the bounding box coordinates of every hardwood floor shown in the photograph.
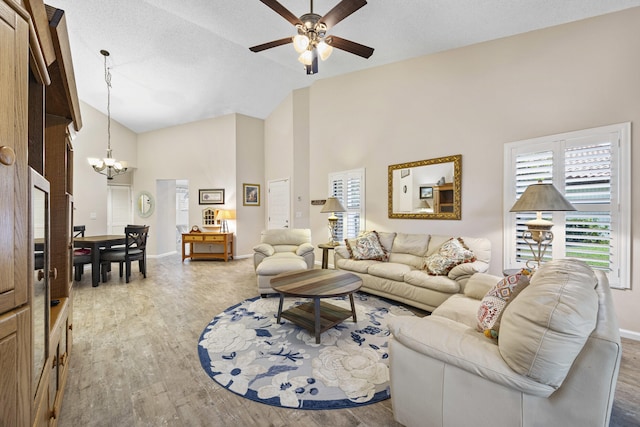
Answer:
[59,255,639,427]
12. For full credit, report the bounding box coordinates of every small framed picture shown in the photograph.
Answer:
[199,189,225,205]
[243,183,260,206]
[400,169,410,178]
[420,186,433,199]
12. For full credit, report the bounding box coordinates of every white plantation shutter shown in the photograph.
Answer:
[329,168,365,242]
[504,123,630,289]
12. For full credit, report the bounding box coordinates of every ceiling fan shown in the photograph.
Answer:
[250,0,374,75]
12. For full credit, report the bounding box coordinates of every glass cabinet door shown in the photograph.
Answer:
[31,169,50,400]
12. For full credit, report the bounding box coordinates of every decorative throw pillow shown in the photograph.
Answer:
[345,231,388,261]
[422,237,476,275]
[477,268,533,339]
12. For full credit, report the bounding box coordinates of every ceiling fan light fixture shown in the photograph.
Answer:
[293,34,309,53]
[317,40,333,61]
[298,49,314,66]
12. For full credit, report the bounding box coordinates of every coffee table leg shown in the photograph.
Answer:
[349,293,357,322]
[314,298,321,344]
[276,294,284,324]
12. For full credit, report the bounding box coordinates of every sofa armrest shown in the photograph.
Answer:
[389,316,554,397]
[253,243,275,257]
[448,260,489,282]
[296,242,314,256]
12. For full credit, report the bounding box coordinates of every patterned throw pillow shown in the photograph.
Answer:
[345,231,388,261]
[477,268,533,339]
[422,237,476,275]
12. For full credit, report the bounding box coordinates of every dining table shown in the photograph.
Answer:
[74,235,126,287]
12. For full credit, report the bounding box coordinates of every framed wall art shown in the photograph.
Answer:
[199,188,225,205]
[420,186,433,199]
[243,183,260,206]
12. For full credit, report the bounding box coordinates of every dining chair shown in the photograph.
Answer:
[99,225,150,283]
[73,225,92,281]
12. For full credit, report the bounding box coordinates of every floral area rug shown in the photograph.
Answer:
[197,292,415,410]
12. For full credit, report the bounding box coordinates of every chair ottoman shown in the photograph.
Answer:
[256,255,308,297]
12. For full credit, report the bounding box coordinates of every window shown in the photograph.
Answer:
[503,123,630,289]
[328,168,365,242]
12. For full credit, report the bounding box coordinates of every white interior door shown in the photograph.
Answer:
[107,185,132,234]
[267,178,290,229]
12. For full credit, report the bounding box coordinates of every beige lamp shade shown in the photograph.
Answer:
[217,209,236,220]
[510,181,575,213]
[320,197,346,214]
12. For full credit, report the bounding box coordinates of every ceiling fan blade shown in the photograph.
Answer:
[320,0,367,30]
[250,37,293,53]
[326,35,374,58]
[258,0,302,26]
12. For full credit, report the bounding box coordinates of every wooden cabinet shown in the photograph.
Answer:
[434,183,454,213]
[0,1,80,425]
[0,3,32,426]
[182,232,234,262]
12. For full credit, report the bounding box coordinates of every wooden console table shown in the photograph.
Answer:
[182,232,233,262]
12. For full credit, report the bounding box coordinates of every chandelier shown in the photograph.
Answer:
[88,49,128,180]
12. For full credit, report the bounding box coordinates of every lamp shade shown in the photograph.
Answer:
[510,181,576,212]
[216,209,236,220]
[321,197,346,213]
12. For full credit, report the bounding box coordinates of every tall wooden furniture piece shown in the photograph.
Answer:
[434,183,454,213]
[182,232,234,262]
[0,1,81,425]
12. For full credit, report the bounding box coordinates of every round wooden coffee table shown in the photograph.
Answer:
[270,269,362,344]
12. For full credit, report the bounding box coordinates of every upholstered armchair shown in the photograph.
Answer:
[253,229,315,296]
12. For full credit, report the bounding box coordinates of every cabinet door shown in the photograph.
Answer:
[0,307,31,426]
[0,0,29,314]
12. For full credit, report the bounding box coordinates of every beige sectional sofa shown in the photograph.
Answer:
[388,259,621,427]
[334,232,491,312]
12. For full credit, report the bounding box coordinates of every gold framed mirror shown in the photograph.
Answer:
[388,154,462,220]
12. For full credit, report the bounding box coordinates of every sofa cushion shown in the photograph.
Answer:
[372,231,397,253]
[498,259,599,388]
[404,270,460,293]
[368,262,412,282]
[336,258,380,274]
[392,233,430,257]
[346,231,388,261]
[477,269,532,339]
[423,237,476,275]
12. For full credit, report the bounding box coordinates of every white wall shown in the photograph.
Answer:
[267,8,640,334]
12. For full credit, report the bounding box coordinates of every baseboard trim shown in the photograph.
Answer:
[620,329,640,341]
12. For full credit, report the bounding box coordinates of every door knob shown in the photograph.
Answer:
[0,146,16,166]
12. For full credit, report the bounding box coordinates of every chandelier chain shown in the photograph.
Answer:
[104,54,112,152]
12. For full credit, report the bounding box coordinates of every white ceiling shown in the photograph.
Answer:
[46,0,640,134]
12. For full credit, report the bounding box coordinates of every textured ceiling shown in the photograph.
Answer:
[46,0,640,133]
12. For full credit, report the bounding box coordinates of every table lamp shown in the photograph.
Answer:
[509,180,575,268]
[320,197,347,246]
[216,209,236,233]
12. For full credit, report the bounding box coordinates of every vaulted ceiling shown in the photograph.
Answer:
[46,0,640,133]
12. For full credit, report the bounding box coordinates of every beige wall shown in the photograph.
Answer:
[267,8,640,334]
[235,114,265,255]
[72,101,137,235]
